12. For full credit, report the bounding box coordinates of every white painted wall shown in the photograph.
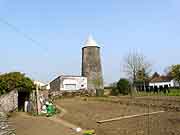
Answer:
[149,80,177,88]
[60,76,87,91]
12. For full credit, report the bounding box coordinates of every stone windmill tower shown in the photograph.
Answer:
[82,35,104,92]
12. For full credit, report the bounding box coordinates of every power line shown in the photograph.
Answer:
[0,17,47,52]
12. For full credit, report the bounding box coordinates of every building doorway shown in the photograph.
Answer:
[18,91,30,111]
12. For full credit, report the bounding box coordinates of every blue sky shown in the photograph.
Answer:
[0,0,180,84]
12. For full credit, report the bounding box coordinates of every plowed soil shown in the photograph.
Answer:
[55,97,180,135]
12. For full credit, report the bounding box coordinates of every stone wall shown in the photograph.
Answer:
[0,112,16,135]
[0,90,18,112]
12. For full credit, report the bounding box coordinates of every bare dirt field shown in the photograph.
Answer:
[9,96,180,135]
[55,97,180,135]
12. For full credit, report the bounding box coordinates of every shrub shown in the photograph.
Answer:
[110,87,119,96]
[117,78,131,95]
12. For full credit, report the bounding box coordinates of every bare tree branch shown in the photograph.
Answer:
[123,51,152,82]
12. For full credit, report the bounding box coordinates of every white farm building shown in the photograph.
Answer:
[50,75,87,91]
[149,76,179,88]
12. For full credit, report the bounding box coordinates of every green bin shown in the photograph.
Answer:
[47,104,55,116]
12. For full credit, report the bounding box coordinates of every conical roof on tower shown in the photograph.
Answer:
[85,35,99,47]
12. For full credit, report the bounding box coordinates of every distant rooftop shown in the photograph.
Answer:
[150,76,173,83]
[60,75,85,78]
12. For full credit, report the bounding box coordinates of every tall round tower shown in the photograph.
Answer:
[82,35,104,91]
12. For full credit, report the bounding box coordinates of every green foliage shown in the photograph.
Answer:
[167,89,180,96]
[117,78,131,95]
[110,79,131,96]
[137,68,146,81]
[169,64,180,85]
[134,80,144,86]
[110,87,119,96]
[83,130,95,135]
[135,89,180,97]
[135,68,150,91]
[0,72,35,95]
[134,79,144,91]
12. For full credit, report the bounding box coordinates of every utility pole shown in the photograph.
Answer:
[36,85,41,115]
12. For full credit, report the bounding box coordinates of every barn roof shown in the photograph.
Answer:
[150,76,173,83]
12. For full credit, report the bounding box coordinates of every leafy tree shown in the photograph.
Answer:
[117,78,131,95]
[169,64,180,86]
[109,82,119,96]
[0,72,35,95]
[110,87,119,96]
